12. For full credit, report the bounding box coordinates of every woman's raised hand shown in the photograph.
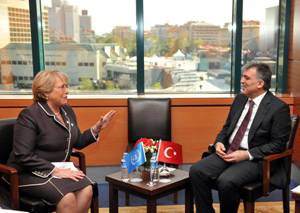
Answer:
[92,110,116,134]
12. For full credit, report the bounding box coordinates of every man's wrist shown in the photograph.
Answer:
[247,151,253,160]
[214,142,222,147]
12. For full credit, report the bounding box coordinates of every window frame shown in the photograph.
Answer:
[28,0,290,95]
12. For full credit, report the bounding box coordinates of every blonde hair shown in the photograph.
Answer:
[32,70,68,103]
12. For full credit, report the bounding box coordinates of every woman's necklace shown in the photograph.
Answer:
[47,103,64,124]
[54,110,66,126]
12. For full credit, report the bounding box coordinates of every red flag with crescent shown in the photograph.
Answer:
[157,140,182,164]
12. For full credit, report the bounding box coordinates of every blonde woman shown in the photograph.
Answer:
[7,70,115,213]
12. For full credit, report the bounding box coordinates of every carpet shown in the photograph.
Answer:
[98,180,299,207]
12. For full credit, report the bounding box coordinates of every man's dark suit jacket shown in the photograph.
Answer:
[215,91,291,187]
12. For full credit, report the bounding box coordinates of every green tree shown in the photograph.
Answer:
[101,80,120,90]
[96,32,136,57]
[96,33,114,43]
[150,82,161,89]
[79,78,94,90]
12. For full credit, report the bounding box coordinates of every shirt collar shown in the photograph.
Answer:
[249,91,267,106]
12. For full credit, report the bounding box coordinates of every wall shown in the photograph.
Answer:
[1,0,299,166]
[289,0,300,161]
[0,96,293,166]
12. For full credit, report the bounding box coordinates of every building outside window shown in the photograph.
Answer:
[42,0,136,94]
[0,0,34,91]
[144,0,232,93]
[242,0,279,91]
[0,0,286,94]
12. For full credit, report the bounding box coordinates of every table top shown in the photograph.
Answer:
[105,169,190,194]
[292,185,300,198]
[293,191,300,199]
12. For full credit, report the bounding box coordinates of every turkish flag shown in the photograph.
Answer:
[157,141,182,164]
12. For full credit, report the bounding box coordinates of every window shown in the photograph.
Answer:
[242,0,279,91]
[144,0,232,93]
[0,0,33,92]
[0,0,289,95]
[41,0,136,93]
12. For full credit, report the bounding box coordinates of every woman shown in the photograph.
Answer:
[7,70,115,213]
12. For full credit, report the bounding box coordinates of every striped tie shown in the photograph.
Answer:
[227,100,254,154]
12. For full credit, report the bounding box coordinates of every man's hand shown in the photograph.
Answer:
[222,150,249,162]
[215,142,249,162]
[215,142,227,158]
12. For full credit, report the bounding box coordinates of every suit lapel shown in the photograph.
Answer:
[248,92,272,142]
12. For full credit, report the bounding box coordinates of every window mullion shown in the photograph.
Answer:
[231,0,243,94]
[136,0,144,94]
[276,0,290,93]
[29,0,45,76]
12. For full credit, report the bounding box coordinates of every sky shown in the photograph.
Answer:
[43,0,279,35]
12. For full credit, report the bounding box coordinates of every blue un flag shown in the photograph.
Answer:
[125,142,146,173]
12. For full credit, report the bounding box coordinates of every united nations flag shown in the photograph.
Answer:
[125,142,146,173]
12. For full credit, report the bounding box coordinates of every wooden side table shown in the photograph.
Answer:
[105,169,193,213]
[292,191,300,213]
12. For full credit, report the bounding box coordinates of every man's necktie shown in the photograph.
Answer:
[227,100,255,154]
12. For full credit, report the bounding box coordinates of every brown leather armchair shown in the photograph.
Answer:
[202,115,299,213]
[0,118,99,213]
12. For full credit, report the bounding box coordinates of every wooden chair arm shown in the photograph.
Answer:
[0,163,20,210]
[70,151,100,212]
[0,164,18,175]
[262,149,293,195]
[71,150,86,174]
[264,149,293,161]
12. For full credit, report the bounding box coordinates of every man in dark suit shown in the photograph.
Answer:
[189,63,291,213]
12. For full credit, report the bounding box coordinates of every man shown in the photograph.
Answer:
[189,63,291,213]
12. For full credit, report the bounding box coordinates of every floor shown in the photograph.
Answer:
[99,201,296,212]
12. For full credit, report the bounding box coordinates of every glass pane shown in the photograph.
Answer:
[0,0,33,93]
[144,0,232,93]
[42,0,136,94]
[242,0,279,90]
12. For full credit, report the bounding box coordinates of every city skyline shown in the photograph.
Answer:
[43,0,279,35]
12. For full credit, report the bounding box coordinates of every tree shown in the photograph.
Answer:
[79,78,94,90]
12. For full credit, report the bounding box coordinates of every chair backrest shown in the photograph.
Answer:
[286,115,299,149]
[283,115,299,184]
[0,118,16,164]
[128,98,171,146]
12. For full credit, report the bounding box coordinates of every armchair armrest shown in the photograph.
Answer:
[262,149,293,195]
[0,164,17,175]
[71,150,86,174]
[0,163,19,209]
[70,151,99,213]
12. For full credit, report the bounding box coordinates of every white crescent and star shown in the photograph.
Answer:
[164,147,176,158]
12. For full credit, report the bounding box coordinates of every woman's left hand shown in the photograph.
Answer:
[52,167,85,182]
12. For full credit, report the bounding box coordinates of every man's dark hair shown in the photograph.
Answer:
[243,62,272,90]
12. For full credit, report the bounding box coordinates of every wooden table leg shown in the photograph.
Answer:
[185,183,194,213]
[296,200,300,213]
[109,183,118,213]
[147,198,157,213]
